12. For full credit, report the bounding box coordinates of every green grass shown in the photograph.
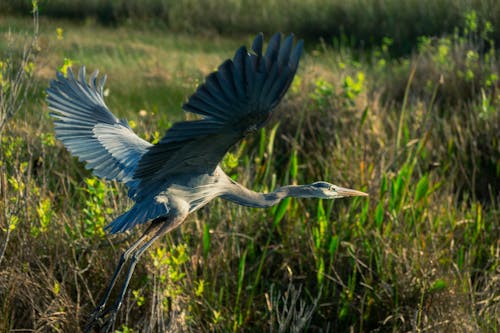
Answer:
[0,11,499,333]
[3,0,500,56]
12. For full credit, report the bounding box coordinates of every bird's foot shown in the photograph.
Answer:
[84,304,118,333]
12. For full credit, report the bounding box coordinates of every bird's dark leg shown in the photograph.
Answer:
[116,221,176,308]
[85,221,161,333]
[97,224,158,309]
[87,218,178,332]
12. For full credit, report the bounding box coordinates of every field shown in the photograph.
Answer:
[0,3,499,333]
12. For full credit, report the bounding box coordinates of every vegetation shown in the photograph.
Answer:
[2,0,500,56]
[0,3,499,332]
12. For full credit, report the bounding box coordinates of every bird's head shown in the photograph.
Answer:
[309,181,368,199]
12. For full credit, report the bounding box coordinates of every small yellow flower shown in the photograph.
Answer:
[56,27,64,40]
[59,58,73,77]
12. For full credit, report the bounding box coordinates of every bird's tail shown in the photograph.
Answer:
[106,198,169,234]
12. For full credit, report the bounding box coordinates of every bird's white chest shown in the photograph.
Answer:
[156,184,224,214]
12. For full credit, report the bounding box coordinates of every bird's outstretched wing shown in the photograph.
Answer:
[47,67,152,189]
[134,33,303,199]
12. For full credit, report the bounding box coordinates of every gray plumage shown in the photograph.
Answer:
[46,33,367,332]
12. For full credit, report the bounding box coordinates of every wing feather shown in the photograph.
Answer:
[133,33,303,199]
[46,67,152,189]
[231,48,247,99]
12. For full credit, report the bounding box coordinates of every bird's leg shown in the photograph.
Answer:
[85,222,160,332]
[109,221,174,314]
[98,226,155,309]
[90,220,176,332]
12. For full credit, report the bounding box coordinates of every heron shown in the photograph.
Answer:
[46,33,368,331]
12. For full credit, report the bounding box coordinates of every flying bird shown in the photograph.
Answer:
[46,32,368,331]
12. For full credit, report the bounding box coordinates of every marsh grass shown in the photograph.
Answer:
[0,12,499,333]
[3,0,500,56]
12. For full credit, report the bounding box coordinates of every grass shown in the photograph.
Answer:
[3,0,500,56]
[0,9,499,333]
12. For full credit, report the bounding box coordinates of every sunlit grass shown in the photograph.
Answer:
[21,17,244,128]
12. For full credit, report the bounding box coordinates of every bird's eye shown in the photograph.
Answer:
[329,185,336,191]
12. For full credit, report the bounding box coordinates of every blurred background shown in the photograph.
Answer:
[3,0,500,54]
[0,1,498,332]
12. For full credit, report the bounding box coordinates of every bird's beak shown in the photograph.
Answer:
[336,186,369,197]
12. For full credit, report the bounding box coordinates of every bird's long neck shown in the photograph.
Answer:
[220,182,314,208]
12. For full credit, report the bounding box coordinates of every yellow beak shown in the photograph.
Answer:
[336,186,369,197]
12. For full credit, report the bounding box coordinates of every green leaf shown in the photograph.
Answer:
[329,235,339,257]
[53,281,60,295]
[375,202,384,229]
[258,128,266,160]
[289,149,298,180]
[429,279,447,292]
[222,152,239,170]
[316,199,327,243]
[316,257,324,285]
[380,175,387,196]
[195,279,205,297]
[338,304,349,320]
[267,122,279,156]
[360,106,369,128]
[415,174,429,202]
[237,249,247,300]
[273,197,290,227]
[202,223,210,257]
